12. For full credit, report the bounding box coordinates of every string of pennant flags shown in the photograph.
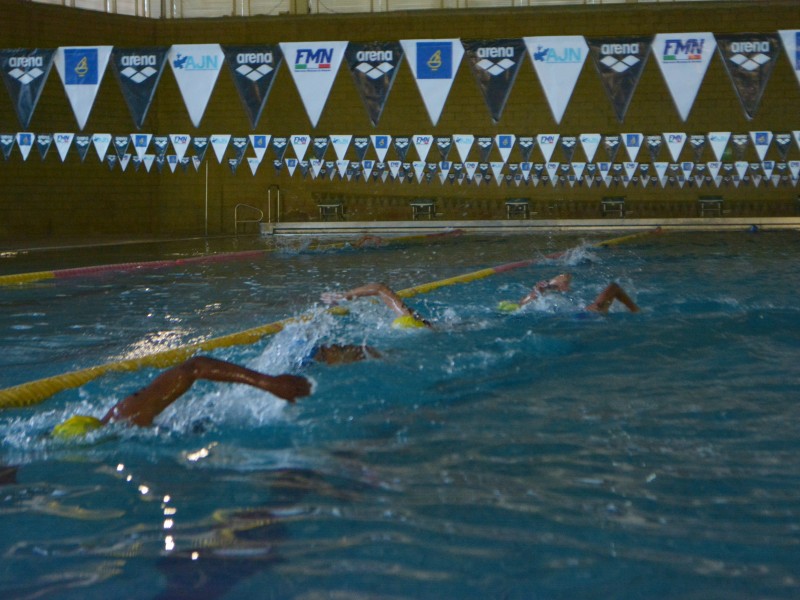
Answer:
[3,129,799,188]
[2,32,800,132]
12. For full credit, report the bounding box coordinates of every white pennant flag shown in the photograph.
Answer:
[413,134,433,161]
[336,159,349,178]
[453,134,475,163]
[708,132,731,161]
[761,160,774,180]
[285,158,298,177]
[362,160,374,180]
[92,133,111,161]
[290,134,310,160]
[143,154,154,172]
[750,131,773,161]
[54,46,112,130]
[15,132,34,161]
[579,133,601,162]
[119,153,131,172]
[624,162,639,183]
[707,161,722,180]
[400,39,464,126]
[653,162,669,187]
[388,160,401,179]
[247,156,260,175]
[249,134,271,163]
[735,160,749,180]
[168,44,224,127]
[680,161,694,182]
[167,155,178,173]
[280,41,348,127]
[130,133,152,161]
[490,162,505,186]
[464,161,478,181]
[310,158,323,178]
[788,160,800,182]
[546,162,560,187]
[495,134,516,164]
[411,161,425,183]
[169,134,191,161]
[779,31,800,88]
[653,33,716,121]
[210,134,231,163]
[622,133,643,162]
[525,36,588,124]
[520,162,532,181]
[330,135,352,160]
[664,132,687,162]
[537,134,559,162]
[54,133,74,162]
[371,135,392,162]
[572,162,586,181]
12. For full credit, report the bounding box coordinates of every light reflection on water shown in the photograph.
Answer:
[1,231,799,599]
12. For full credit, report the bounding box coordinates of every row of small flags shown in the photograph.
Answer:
[2,31,800,131]
[2,130,798,187]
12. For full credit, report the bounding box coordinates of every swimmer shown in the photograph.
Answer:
[499,274,639,314]
[321,282,432,329]
[312,343,381,364]
[51,356,311,438]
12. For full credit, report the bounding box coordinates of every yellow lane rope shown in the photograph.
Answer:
[0,228,661,410]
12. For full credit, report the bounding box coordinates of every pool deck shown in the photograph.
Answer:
[2,217,799,254]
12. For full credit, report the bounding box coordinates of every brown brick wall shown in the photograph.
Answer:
[1,0,799,241]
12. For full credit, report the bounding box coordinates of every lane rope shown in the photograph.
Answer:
[0,228,661,410]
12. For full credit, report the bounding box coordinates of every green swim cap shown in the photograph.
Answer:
[52,415,104,439]
[497,300,521,312]
[392,315,427,329]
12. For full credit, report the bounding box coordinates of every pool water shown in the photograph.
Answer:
[1,231,799,599]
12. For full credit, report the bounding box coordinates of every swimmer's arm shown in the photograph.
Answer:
[518,274,572,306]
[321,283,413,317]
[101,357,311,427]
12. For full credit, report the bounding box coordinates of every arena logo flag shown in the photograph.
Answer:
[0,49,55,129]
[587,36,651,122]
[715,34,779,120]
[74,135,90,162]
[518,136,535,162]
[400,39,464,126]
[394,136,410,161]
[778,31,800,88]
[272,137,288,161]
[36,134,52,160]
[222,45,283,130]
[345,41,403,127]
[192,136,208,163]
[560,136,576,162]
[774,133,792,160]
[168,44,224,128]
[111,47,168,130]
[280,41,348,128]
[113,135,130,160]
[653,33,716,121]
[436,136,452,160]
[54,46,112,130]
[462,38,526,123]
[524,36,588,124]
[477,136,493,162]
[689,134,706,162]
[0,134,15,160]
[353,136,369,161]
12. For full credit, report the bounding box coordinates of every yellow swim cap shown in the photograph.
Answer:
[52,415,104,439]
[328,306,350,317]
[497,300,521,312]
[392,315,427,329]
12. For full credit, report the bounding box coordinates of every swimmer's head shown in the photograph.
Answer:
[327,306,350,317]
[391,315,428,329]
[497,300,521,313]
[51,415,104,439]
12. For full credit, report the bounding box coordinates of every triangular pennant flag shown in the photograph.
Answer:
[192,136,208,163]
[338,159,351,179]
[789,160,800,181]
[388,160,401,179]
[623,161,638,183]
[464,161,478,181]
[119,153,131,172]
[732,134,750,160]
[716,34,780,120]
[559,136,576,162]
[371,134,391,162]
[111,47,168,129]
[603,135,620,161]
[761,160,775,179]
[310,158,323,178]
[496,134,516,163]
[36,134,52,160]
[74,134,90,162]
[775,133,792,160]
[546,162,560,187]
[231,136,249,164]
[0,49,55,129]
[579,133,601,162]
[750,131,773,161]
[537,133,559,162]
[708,132,730,161]
[53,132,74,162]
[191,156,201,171]
[524,36,588,124]
[280,41,348,127]
[312,136,330,160]
[345,41,403,126]
[518,136,535,162]
[92,133,111,161]
[169,134,191,161]
[435,135,452,160]
[106,154,117,171]
[143,154,154,172]
[394,136,410,161]
[653,162,669,186]
[778,31,800,88]
[462,38,526,123]
[689,134,706,162]
[411,160,425,183]
[227,157,239,174]
[330,135,352,160]
[362,159,374,180]
[247,156,261,175]
[647,135,663,161]
[490,161,505,185]
[413,134,433,161]
[285,157,298,177]
[735,160,749,180]
[400,39,464,126]
[453,134,475,163]
[54,46,112,129]
[210,134,230,163]
[622,133,643,161]
[707,161,722,180]
[572,161,586,181]
[153,135,169,157]
[587,36,652,122]
[250,134,271,163]
[114,135,130,160]
[222,44,282,129]
[664,132,687,162]
[476,136,493,162]
[353,136,369,161]
[289,134,310,161]
[272,137,288,161]
[680,161,695,183]
[1,134,15,160]
[653,33,716,121]
[130,133,152,161]
[168,44,224,128]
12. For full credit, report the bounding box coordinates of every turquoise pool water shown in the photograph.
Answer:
[1,231,799,599]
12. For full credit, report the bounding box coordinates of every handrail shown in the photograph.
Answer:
[234,203,264,235]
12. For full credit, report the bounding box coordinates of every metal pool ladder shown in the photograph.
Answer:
[234,203,264,235]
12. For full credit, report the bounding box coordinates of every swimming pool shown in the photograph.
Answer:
[1,231,799,599]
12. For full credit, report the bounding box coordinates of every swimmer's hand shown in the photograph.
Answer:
[264,374,312,403]
[321,291,347,305]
